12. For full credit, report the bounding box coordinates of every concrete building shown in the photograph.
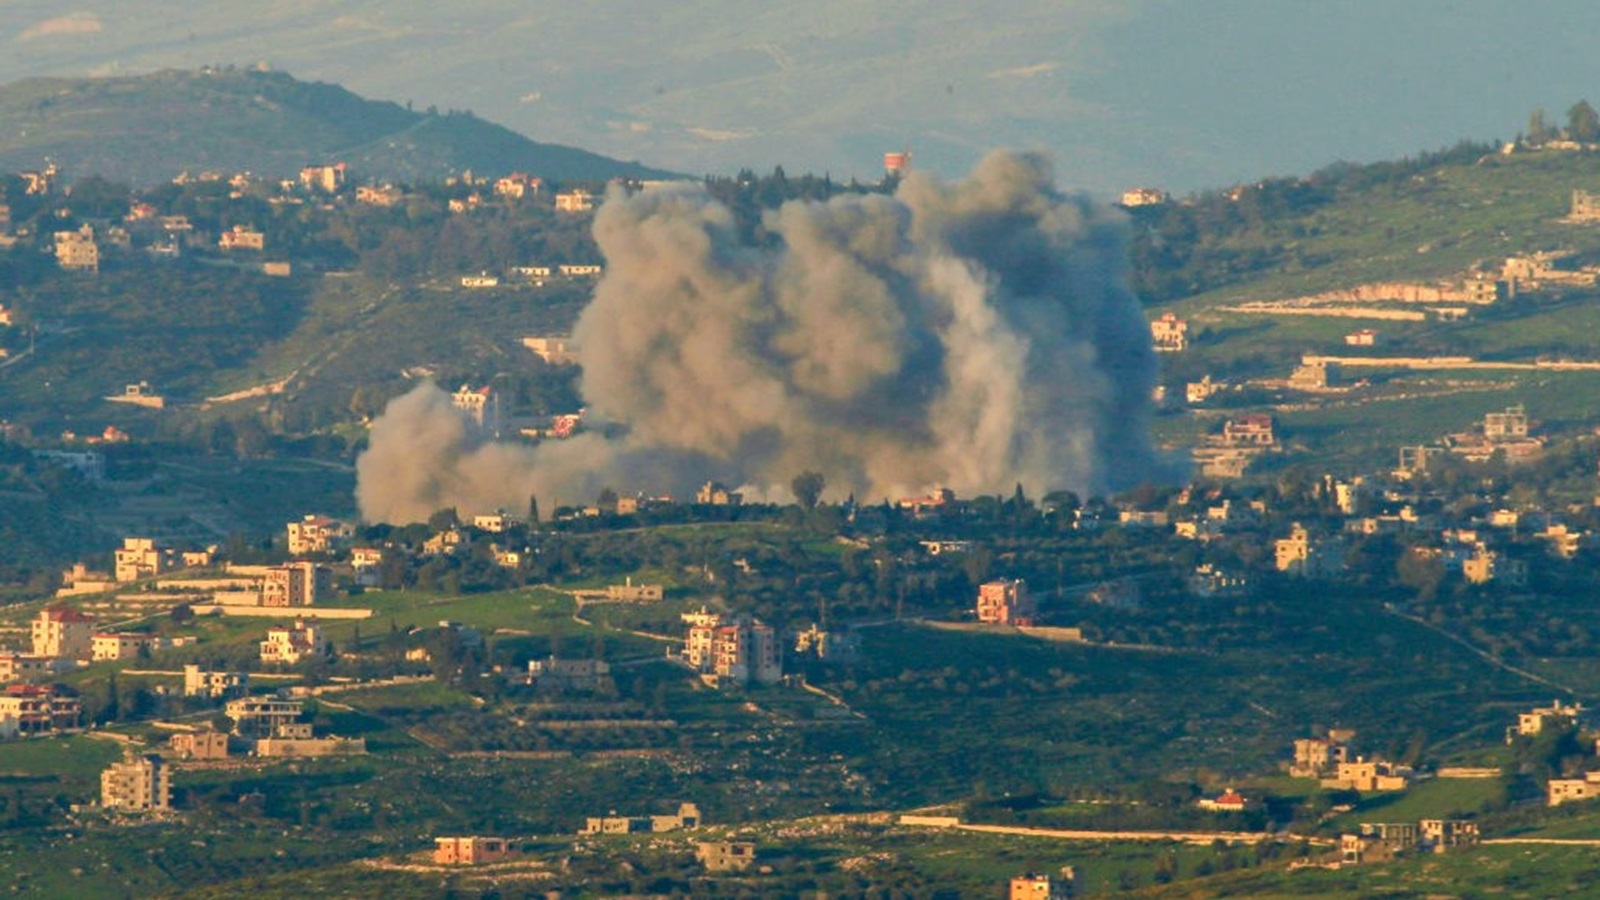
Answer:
[54,225,99,272]
[1510,699,1585,741]
[218,225,265,250]
[259,620,327,665]
[101,752,171,812]
[0,685,81,733]
[451,384,499,432]
[606,578,663,602]
[32,607,95,659]
[680,610,781,686]
[261,562,326,607]
[583,802,701,835]
[254,736,366,757]
[695,481,743,505]
[170,731,230,760]
[1548,772,1600,807]
[0,654,62,684]
[1291,735,1351,778]
[696,840,755,872]
[114,537,165,583]
[1275,523,1344,577]
[527,657,611,692]
[91,632,161,661]
[1150,312,1188,352]
[1322,758,1411,792]
[977,579,1035,626]
[1010,871,1076,899]
[300,163,347,193]
[554,190,594,212]
[1223,414,1276,447]
[1340,822,1418,864]
[434,836,515,865]
[184,665,248,699]
[287,515,349,555]
[225,696,305,737]
[1420,818,1480,852]
[522,335,578,365]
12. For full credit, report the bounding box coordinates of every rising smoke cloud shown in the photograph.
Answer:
[356,150,1176,524]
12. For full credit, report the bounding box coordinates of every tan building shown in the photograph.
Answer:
[0,685,80,733]
[225,695,305,737]
[695,840,755,872]
[262,562,326,607]
[695,481,743,505]
[356,184,404,206]
[977,579,1035,626]
[1322,758,1411,792]
[1222,414,1276,447]
[32,606,95,659]
[582,802,701,835]
[92,632,161,661]
[680,610,781,686]
[528,657,612,692]
[1275,523,1344,577]
[0,653,60,684]
[287,515,349,555]
[1150,312,1188,352]
[434,836,516,865]
[170,731,230,760]
[54,225,100,272]
[300,163,347,193]
[218,225,265,250]
[606,578,663,602]
[1291,736,1350,778]
[1511,699,1584,741]
[554,190,594,212]
[102,752,171,812]
[558,263,602,277]
[254,736,366,757]
[184,665,249,699]
[1340,822,1417,864]
[259,620,327,665]
[1010,871,1076,899]
[1420,818,1480,851]
[114,537,166,583]
[522,335,578,365]
[1548,772,1600,806]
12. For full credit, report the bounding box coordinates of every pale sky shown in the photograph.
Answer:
[4,1,1600,193]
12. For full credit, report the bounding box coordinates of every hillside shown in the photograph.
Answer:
[0,67,676,185]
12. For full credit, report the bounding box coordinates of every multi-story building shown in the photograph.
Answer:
[287,515,349,555]
[1150,312,1188,352]
[451,384,498,432]
[114,537,165,582]
[101,752,171,812]
[92,632,161,661]
[554,190,594,212]
[0,685,81,733]
[259,620,327,666]
[1275,523,1345,577]
[1291,735,1351,778]
[261,562,326,607]
[183,665,249,699]
[1222,414,1276,447]
[31,607,95,659]
[299,163,347,193]
[1010,871,1076,899]
[680,610,781,686]
[54,225,99,272]
[977,579,1035,626]
[0,653,62,684]
[225,696,305,737]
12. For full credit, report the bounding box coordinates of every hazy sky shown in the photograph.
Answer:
[5,1,1600,193]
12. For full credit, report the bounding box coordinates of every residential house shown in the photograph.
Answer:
[527,657,612,692]
[92,632,162,661]
[606,578,663,602]
[472,511,519,533]
[261,562,327,607]
[0,654,63,684]
[170,731,230,760]
[287,515,350,555]
[101,751,171,812]
[183,665,248,699]
[423,527,465,556]
[224,696,304,737]
[1509,699,1586,741]
[434,836,516,865]
[696,841,756,872]
[451,384,498,432]
[259,620,327,665]
[0,685,81,734]
[299,163,347,193]
[792,624,862,663]
[976,579,1035,626]
[114,538,165,582]
[522,335,578,365]
[350,547,385,586]
[1275,523,1345,577]
[680,609,780,686]
[460,274,499,288]
[1119,187,1168,206]
[1340,822,1418,864]
[1010,871,1076,899]
[218,225,265,250]
[355,184,403,206]
[493,173,541,199]
[1420,818,1480,852]
[583,802,701,835]
[1197,789,1247,812]
[1223,414,1276,447]
[1291,734,1352,778]
[1150,312,1188,352]
[1345,329,1380,347]
[695,481,743,505]
[32,607,95,659]
[54,225,99,272]
[1548,772,1600,807]
[558,263,602,277]
[554,190,594,212]
[1322,757,1411,792]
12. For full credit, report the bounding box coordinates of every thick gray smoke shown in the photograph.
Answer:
[356,150,1174,523]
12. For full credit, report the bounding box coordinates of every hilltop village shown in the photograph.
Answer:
[11,128,1600,895]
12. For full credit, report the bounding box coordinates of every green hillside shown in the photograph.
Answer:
[0,67,675,184]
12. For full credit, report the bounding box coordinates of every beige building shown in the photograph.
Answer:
[1322,758,1411,792]
[287,515,349,555]
[680,610,781,686]
[1511,699,1585,741]
[606,578,663,602]
[255,736,366,757]
[977,579,1036,625]
[54,225,99,272]
[1291,736,1351,778]
[0,653,60,684]
[1275,523,1344,577]
[92,632,161,661]
[522,335,578,364]
[32,607,95,659]
[0,685,81,733]
[101,752,171,812]
[554,190,594,212]
[300,163,347,193]
[259,620,327,665]
[184,665,248,699]
[1010,871,1076,899]
[170,731,230,760]
[582,802,701,835]
[696,840,755,872]
[114,537,165,583]
[262,562,326,607]
[434,836,516,865]
[225,695,305,737]
[1549,772,1600,806]
[1150,312,1188,352]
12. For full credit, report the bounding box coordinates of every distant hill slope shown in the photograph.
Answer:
[0,67,677,185]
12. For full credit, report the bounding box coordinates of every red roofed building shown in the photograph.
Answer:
[32,607,95,659]
[1198,789,1248,812]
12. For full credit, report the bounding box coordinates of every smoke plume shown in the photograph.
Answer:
[356,150,1175,523]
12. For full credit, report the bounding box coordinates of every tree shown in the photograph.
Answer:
[1528,108,1555,145]
[428,507,460,531]
[528,494,541,525]
[1569,100,1600,143]
[791,471,825,510]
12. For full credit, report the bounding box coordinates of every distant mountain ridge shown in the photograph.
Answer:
[0,67,677,185]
